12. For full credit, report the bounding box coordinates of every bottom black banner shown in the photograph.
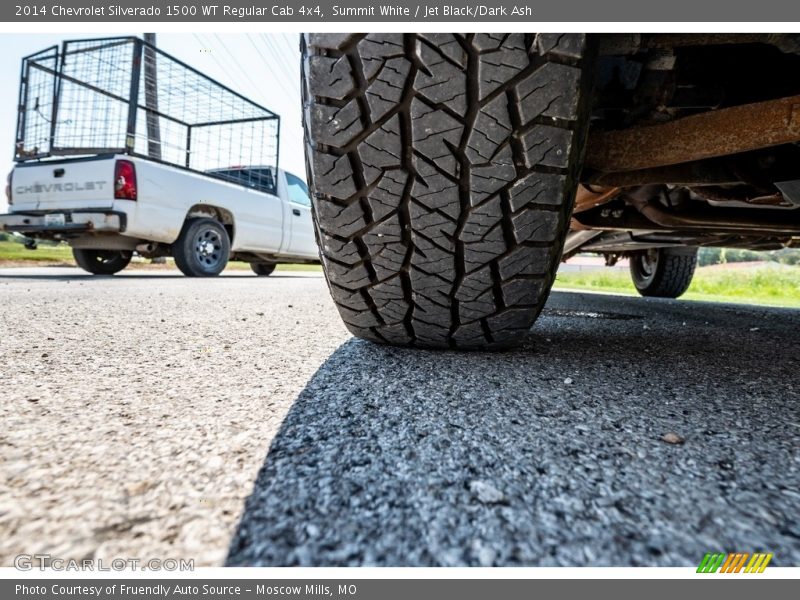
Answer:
[4,579,795,600]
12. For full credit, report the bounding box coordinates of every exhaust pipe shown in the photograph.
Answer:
[626,188,800,235]
[136,242,158,254]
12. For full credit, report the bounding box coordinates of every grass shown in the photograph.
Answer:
[554,264,800,308]
[0,240,321,272]
[0,240,73,262]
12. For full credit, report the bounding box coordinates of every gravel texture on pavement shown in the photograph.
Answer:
[1,267,798,567]
[227,289,800,566]
[0,268,348,566]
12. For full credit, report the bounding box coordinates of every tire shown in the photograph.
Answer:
[72,248,132,275]
[303,33,595,349]
[251,263,276,276]
[172,218,230,277]
[629,247,698,298]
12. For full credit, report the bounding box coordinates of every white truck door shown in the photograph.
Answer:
[282,170,318,258]
[198,167,285,253]
[228,187,285,253]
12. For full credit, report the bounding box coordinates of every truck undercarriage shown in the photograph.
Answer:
[570,34,800,261]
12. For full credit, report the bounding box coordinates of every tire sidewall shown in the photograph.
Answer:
[630,249,660,292]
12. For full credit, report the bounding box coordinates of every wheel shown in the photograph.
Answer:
[629,247,698,298]
[72,248,132,275]
[251,263,276,276]
[172,218,230,277]
[303,33,595,349]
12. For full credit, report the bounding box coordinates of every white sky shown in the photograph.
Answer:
[0,33,304,213]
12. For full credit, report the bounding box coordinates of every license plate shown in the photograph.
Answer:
[44,213,66,228]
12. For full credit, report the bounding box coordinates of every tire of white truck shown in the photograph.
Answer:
[72,249,132,275]
[302,33,595,349]
[172,217,231,277]
[629,247,698,299]
[251,263,277,276]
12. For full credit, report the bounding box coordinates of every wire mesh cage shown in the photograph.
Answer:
[15,36,280,194]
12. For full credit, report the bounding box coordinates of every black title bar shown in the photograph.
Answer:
[5,0,800,21]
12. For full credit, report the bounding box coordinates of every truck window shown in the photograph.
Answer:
[285,172,311,207]
[209,168,276,195]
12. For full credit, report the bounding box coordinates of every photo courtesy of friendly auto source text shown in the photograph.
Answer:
[0,0,798,597]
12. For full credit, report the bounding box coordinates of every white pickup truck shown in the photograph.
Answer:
[1,156,319,276]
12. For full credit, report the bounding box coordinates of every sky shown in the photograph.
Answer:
[0,33,304,213]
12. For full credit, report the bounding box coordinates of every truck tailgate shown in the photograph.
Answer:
[12,158,114,211]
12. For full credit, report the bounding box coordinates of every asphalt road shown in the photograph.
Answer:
[1,267,798,567]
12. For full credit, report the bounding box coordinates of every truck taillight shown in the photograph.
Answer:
[5,170,12,205]
[114,159,137,201]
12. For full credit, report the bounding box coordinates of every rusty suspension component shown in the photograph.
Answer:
[573,185,622,213]
[585,95,800,173]
[598,34,800,56]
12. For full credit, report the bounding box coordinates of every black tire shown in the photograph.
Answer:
[251,263,276,276]
[629,247,698,298]
[72,248,132,275]
[172,217,230,277]
[303,33,594,349]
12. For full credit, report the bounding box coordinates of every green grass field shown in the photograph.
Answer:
[554,264,800,308]
[0,240,73,262]
[0,240,321,272]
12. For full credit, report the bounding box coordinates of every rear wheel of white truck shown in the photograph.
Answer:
[172,218,231,277]
[302,33,595,349]
[72,249,132,275]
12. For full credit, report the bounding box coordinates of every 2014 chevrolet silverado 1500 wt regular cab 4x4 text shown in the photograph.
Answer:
[0,37,318,276]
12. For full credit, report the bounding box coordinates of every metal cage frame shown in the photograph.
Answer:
[14,36,281,192]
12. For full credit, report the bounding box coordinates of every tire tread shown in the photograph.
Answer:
[303,33,592,348]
